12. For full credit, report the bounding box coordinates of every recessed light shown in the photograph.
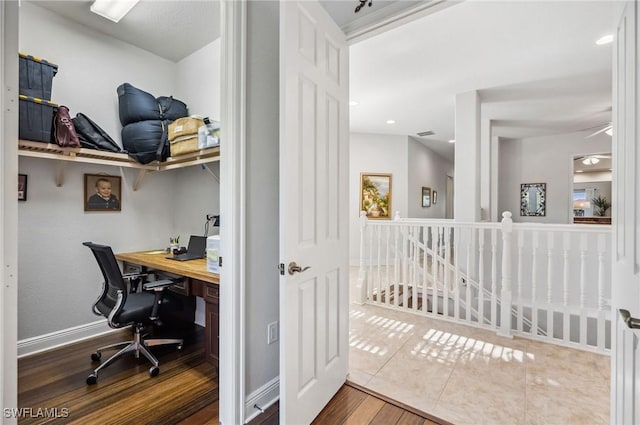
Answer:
[386,120,396,124]
[448,139,455,144]
[596,34,614,45]
[349,101,359,106]
[576,170,584,173]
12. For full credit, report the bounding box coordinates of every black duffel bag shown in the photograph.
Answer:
[72,113,124,153]
[121,119,171,164]
[117,83,188,126]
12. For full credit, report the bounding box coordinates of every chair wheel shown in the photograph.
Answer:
[149,366,160,377]
[86,374,97,385]
[91,352,101,362]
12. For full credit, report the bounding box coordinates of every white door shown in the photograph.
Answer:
[611,1,640,423]
[279,1,349,424]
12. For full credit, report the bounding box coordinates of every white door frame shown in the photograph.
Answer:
[1,0,19,423]
[219,1,247,424]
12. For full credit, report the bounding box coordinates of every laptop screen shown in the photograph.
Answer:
[187,235,207,257]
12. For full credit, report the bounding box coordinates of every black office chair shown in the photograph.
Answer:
[83,242,184,385]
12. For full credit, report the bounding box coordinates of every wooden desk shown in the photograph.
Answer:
[115,250,220,366]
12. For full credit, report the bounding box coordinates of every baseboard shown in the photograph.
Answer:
[244,376,279,423]
[18,319,118,358]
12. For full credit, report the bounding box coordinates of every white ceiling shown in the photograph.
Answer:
[28,1,614,163]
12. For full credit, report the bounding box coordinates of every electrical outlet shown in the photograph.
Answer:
[267,321,279,344]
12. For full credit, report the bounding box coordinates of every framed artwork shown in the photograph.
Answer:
[432,190,438,205]
[520,183,546,216]
[18,174,27,201]
[84,174,122,212]
[361,173,392,219]
[422,187,431,207]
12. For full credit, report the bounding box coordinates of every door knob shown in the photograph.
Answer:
[619,309,640,329]
[288,262,310,275]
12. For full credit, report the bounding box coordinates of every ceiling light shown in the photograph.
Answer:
[582,156,600,165]
[90,0,140,23]
[349,101,359,106]
[575,170,584,173]
[386,120,396,124]
[448,139,455,144]
[596,34,614,45]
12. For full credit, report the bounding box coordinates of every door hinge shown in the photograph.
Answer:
[279,263,285,275]
[219,256,223,267]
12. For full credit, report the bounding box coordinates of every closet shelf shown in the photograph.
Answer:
[18,140,220,190]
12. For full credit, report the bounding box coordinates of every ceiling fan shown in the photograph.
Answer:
[584,122,613,138]
[575,154,611,165]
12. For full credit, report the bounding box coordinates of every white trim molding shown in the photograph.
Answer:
[243,377,279,423]
[17,320,117,358]
[2,0,20,421]
[220,0,247,424]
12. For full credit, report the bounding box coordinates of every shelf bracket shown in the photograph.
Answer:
[133,169,147,191]
[203,163,220,183]
[55,161,65,187]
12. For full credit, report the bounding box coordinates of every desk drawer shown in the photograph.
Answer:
[203,283,219,304]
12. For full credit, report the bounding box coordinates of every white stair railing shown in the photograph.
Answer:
[357,211,612,353]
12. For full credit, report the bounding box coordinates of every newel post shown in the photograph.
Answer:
[354,211,368,305]
[498,211,514,338]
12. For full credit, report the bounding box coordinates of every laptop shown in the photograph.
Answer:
[166,235,207,261]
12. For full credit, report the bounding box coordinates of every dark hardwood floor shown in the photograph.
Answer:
[18,324,219,425]
[19,325,448,425]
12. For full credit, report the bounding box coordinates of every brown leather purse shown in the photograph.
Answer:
[54,105,81,147]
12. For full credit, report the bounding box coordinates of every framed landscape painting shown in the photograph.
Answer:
[361,173,392,219]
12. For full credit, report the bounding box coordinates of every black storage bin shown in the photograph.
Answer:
[19,95,57,143]
[19,53,58,100]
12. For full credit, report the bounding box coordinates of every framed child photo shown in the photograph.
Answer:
[18,174,27,201]
[84,174,122,212]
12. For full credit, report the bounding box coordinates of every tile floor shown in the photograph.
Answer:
[347,302,610,425]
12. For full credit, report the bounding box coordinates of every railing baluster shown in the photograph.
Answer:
[385,225,390,307]
[532,231,539,336]
[478,229,485,327]
[422,225,429,314]
[402,224,409,309]
[454,226,461,321]
[367,219,382,303]
[562,232,571,345]
[376,226,382,306]
[356,212,367,305]
[547,232,555,340]
[517,230,524,333]
[443,226,451,318]
[431,226,438,317]
[597,233,606,351]
[491,228,498,328]
[394,224,400,308]
[412,226,419,312]
[465,227,473,323]
[579,233,588,346]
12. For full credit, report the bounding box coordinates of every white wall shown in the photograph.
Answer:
[244,0,280,403]
[349,133,408,263]
[498,131,611,223]
[17,4,220,339]
[407,136,453,218]
[176,38,221,121]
